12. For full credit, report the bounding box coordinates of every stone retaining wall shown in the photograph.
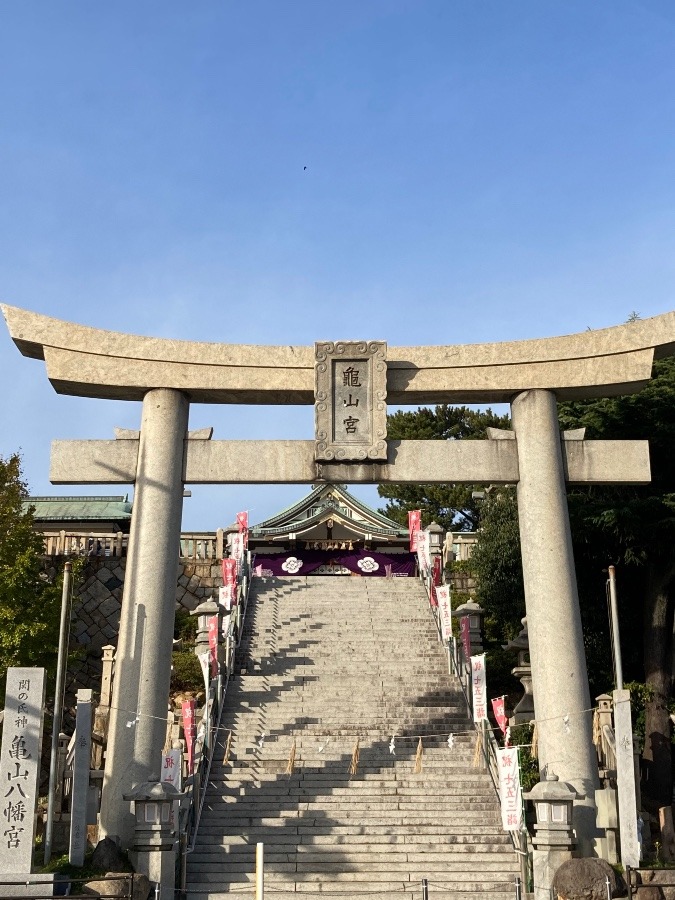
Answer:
[64,557,220,696]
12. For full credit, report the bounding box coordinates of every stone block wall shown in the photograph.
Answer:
[65,557,221,696]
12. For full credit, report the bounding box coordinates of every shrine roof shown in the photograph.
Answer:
[251,484,407,537]
[23,495,132,522]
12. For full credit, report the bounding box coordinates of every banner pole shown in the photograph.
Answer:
[256,842,264,900]
[44,560,72,864]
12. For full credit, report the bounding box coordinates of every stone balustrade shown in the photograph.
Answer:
[41,529,225,561]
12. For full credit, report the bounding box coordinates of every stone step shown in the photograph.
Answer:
[209,773,493,787]
[187,871,516,886]
[201,814,503,826]
[197,824,511,837]
[195,836,513,849]
[209,797,499,810]
[185,886,517,899]
[216,783,494,794]
[190,576,519,894]
[188,857,514,873]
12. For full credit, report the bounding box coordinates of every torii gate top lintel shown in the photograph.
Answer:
[3,304,675,404]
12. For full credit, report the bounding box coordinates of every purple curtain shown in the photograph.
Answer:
[253,549,415,577]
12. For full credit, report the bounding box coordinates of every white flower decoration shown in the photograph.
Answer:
[281,556,303,574]
[357,556,379,573]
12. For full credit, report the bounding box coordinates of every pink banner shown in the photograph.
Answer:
[208,615,219,677]
[236,511,249,547]
[408,510,421,552]
[181,700,197,774]
[460,616,471,661]
[491,696,508,738]
[431,556,441,608]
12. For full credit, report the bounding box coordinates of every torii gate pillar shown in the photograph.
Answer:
[512,389,600,852]
[99,388,189,846]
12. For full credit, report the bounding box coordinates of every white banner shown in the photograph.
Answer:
[197,650,210,693]
[231,533,245,565]
[436,585,452,641]
[497,747,523,831]
[471,654,487,722]
[219,584,234,610]
[415,530,431,574]
[161,748,183,791]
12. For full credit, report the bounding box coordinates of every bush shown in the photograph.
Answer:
[170,650,203,693]
[509,723,539,792]
[174,608,197,644]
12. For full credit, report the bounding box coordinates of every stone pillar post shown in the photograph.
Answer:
[100,388,189,848]
[511,389,599,852]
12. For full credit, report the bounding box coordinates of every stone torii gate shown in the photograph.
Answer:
[4,304,675,851]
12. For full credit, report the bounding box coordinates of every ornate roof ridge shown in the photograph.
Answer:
[252,484,406,535]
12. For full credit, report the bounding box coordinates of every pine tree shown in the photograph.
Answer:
[0,453,61,691]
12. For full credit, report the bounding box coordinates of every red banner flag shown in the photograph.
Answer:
[460,616,471,662]
[208,615,219,677]
[181,699,197,774]
[430,556,442,607]
[236,511,249,547]
[408,510,421,552]
[491,696,508,737]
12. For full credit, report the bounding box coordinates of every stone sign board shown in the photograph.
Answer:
[69,689,93,867]
[315,341,387,461]
[0,668,45,875]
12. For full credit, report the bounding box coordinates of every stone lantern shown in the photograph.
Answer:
[452,600,485,653]
[503,617,535,724]
[124,780,185,897]
[425,522,445,566]
[524,774,581,900]
[191,598,222,678]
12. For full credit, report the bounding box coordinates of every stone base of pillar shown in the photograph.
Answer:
[532,847,572,900]
[594,833,618,865]
[129,847,177,898]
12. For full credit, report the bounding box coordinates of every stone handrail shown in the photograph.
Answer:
[41,529,225,560]
[599,723,617,777]
[43,531,127,558]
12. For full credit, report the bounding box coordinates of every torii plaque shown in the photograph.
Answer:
[314,340,387,461]
[3,303,675,851]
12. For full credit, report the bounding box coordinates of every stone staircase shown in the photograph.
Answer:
[186,575,520,898]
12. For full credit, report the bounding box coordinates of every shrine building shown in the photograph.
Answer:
[231,484,415,576]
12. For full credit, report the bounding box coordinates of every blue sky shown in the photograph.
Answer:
[1,1,675,530]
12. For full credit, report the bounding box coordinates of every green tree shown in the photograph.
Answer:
[378,357,675,809]
[470,487,524,642]
[0,453,62,691]
[377,405,511,530]
[558,353,675,809]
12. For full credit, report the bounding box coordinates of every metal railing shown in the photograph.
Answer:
[0,874,144,899]
[417,560,532,890]
[176,556,252,892]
